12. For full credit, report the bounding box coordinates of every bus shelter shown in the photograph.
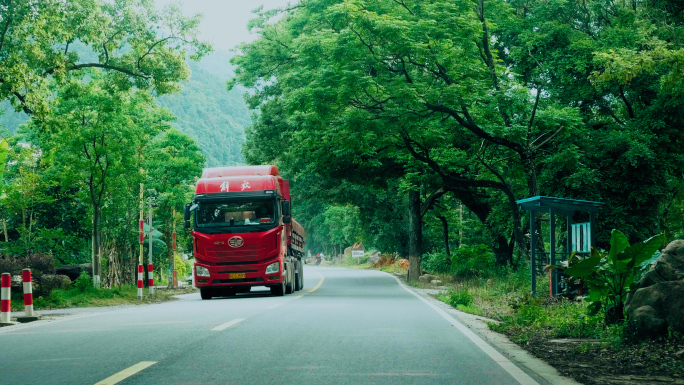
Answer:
[516,196,603,295]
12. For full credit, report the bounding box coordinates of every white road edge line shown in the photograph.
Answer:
[0,312,106,335]
[94,361,157,385]
[388,274,539,385]
[211,318,245,331]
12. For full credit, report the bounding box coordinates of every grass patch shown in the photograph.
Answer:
[10,285,196,311]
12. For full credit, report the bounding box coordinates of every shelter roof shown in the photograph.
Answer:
[516,196,603,214]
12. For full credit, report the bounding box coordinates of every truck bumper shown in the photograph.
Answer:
[194,259,283,287]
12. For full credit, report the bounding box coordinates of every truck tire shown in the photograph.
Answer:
[285,263,295,294]
[297,260,304,290]
[294,261,301,292]
[271,281,285,296]
[200,288,213,300]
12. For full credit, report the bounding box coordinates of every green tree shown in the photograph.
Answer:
[35,72,172,285]
[145,128,205,285]
[0,0,211,115]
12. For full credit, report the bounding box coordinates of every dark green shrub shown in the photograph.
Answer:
[421,252,450,274]
[448,289,473,307]
[451,244,495,278]
[74,271,93,292]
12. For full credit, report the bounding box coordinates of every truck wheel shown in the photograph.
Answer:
[294,261,301,292]
[297,260,304,290]
[285,263,294,294]
[200,288,213,300]
[271,281,285,296]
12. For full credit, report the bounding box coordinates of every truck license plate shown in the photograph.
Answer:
[229,273,246,279]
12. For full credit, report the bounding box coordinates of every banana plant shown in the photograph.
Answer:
[553,230,663,324]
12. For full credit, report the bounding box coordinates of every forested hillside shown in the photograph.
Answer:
[1,50,250,167]
[157,51,251,167]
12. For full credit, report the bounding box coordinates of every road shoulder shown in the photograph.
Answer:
[385,271,580,385]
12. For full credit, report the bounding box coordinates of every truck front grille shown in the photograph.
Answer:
[212,278,265,284]
[213,243,260,261]
[216,261,258,266]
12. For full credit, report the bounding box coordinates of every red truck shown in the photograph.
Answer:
[184,165,305,300]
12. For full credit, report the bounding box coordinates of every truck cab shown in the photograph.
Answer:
[184,165,305,299]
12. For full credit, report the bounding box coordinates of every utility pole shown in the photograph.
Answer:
[169,207,178,288]
[138,182,144,300]
[147,189,157,295]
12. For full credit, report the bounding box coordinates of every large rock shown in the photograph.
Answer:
[419,274,435,284]
[369,251,382,265]
[638,240,684,288]
[626,281,684,338]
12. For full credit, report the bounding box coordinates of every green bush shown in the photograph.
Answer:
[448,289,473,307]
[451,244,495,278]
[421,252,451,274]
[74,271,93,292]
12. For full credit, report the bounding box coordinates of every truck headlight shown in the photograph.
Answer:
[195,265,210,277]
[265,262,280,274]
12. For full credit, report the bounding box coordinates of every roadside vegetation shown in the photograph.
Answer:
[354,248,684,384]
[8,273,196,312]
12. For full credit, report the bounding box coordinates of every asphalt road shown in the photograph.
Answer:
[0,266,541,384]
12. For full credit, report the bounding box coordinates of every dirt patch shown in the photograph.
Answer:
[372,255,395,268]
[500,328,684,384]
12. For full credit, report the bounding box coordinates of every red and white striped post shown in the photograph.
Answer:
[22,269,35,317]
[148,264,154,295]
[137,264,144,300]
[138,217,144,300]
[172,232,177,288]
[1,273,11,323]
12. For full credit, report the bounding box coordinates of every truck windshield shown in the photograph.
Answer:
[196,200,276,228]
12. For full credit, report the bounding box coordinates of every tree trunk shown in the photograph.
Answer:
[458,203,463,248]
[166,226,174,287]
[436,215,451,259]
[92,205,101,287]
[408,190,422,281]
[523,152,546,255]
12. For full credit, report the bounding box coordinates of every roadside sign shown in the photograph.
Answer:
[351,250,364,258]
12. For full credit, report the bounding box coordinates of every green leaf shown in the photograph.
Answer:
[609,230,630,263]
[565,255,601,278]
[619,234,664,266]
[587,301,602,316]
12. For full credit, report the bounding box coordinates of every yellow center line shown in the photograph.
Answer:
[211,318,245,331]
[307,272,325,293]
[94,361,157,385]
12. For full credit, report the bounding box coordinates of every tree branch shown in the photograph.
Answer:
[43,63,152,79]
[0,0,12,53]
[619,85,635,119]
[420,188,447,218]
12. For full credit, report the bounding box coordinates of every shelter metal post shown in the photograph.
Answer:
[589,212,596,248]
[530,211,537,295]
[550,210,557,296]
[567,214,573,254]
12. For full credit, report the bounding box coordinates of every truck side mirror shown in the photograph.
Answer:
[184,203,191,229]
[282,200,291,224]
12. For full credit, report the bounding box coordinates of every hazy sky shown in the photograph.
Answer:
[155,0,295,51]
